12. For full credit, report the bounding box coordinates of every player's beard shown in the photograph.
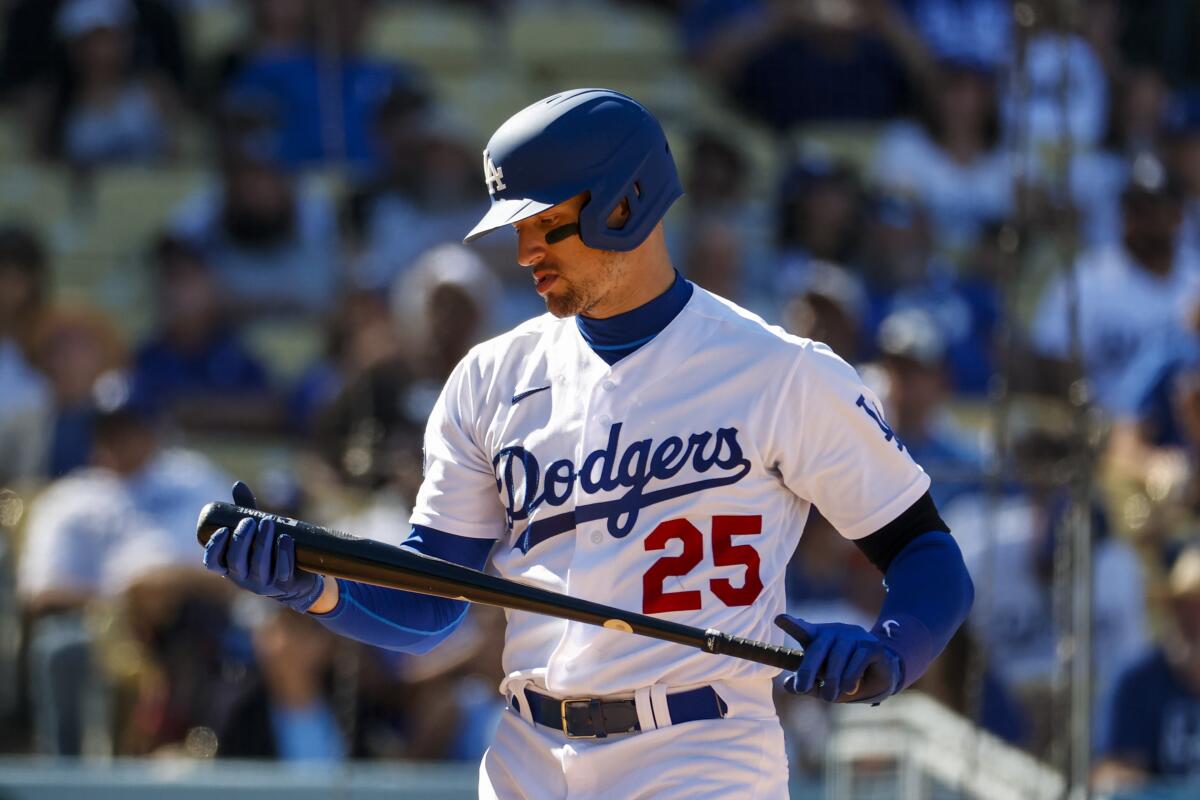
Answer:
[543,251,626,319]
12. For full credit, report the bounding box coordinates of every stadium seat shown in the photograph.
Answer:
[507,4,680,84]
[243,317,324,384]
[364,3,490,76]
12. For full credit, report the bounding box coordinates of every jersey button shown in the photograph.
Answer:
[602,380,616,391]
[590,531,603,544]
[599,414,611,424]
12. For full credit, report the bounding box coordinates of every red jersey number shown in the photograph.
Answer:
[641,515,763,614]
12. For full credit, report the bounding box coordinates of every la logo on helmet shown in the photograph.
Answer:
[483,150,506,194]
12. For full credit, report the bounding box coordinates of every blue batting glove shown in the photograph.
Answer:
[775,614,902,704]
[202,481,325,613]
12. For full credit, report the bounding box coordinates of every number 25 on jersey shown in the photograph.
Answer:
[642,515,763,614]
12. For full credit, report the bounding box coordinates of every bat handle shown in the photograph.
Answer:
[702,629,894,702]
[703,629,803,671]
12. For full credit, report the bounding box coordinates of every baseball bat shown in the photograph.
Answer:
[197,502,890,700]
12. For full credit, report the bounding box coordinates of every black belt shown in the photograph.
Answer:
[513,686,728,739]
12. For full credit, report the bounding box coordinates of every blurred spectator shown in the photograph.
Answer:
[1031,156,1199,412]
[384,608,505,761]
[28,0,180,167]
[671,129,770,309]
[911,628,1028,746]
[217,600,347,761]
[1070,67,1169,251]
[290,288,401,437]
[1166,90,1200,261]
[894,0,1010,69]
[1094,546,1200,790]
[0,226,52,485]
[390,243,500,407]
[1002,20,1108,162]
[1118,0,1200,88]
[227,0,425,170]
[779,259,867,362]
[776,156,863,268]
[682,220,746,308]
[31,306,128,477]
[683,0,935,131]
[871,56,1011,257]
[18,373,229,609]
[770,156,865,325]
[944,432,1147,756]
[169,129,340,316]
[304,244,500,501]
[870,308,983,507]
[204,0,313,108]
[857,192,1000,395]
[0,0,186,102]
[348,98,489,292]
[17,372,229,753]
[131,234,277,432]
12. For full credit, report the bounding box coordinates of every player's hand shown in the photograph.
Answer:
[775,614,901,704]
[202,481,325,613]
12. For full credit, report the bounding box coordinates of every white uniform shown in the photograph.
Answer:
[411,286,930,798]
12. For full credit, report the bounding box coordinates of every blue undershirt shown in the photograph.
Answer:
[575,270,693,365]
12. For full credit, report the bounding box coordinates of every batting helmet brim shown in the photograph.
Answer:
[463,197,555,244]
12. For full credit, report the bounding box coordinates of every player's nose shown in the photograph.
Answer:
[516,227,547,268]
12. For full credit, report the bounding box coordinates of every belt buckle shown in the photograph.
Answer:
[560,698,601,739]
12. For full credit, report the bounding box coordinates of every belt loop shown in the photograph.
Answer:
[710,680,731,718]
[649,684,672,727]
[633,686,657,731]
[508,679,536,725]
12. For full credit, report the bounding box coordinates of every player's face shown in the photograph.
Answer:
[514,193,629,319]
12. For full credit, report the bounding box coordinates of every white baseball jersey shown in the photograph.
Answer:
[411,285,930,699]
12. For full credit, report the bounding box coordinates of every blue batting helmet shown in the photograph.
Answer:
[463,88,683,252]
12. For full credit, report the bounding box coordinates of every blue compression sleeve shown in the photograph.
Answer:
[870,530,974,690]
[311,525,495,654]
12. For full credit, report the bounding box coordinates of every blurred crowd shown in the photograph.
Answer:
[1,0,1200,791]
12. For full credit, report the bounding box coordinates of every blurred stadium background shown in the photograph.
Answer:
[2,0,1200,797]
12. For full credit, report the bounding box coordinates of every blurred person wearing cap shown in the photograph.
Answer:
[28,0,179,167]
[16,371,229,753]
[202,0,314,112]
[943,433,1147,756]
[869,308,982,508]
[871,55,1012,258]
[1094,547,1200,789]
[0,225,53,486]
[770,155,865,319]
[1031,154,1200,412]
[131,233,278,432]
[348,95,497,294]
[304,243,500,507]
[858,190,1001,395]
[168,126,339,316]
[0,0,186,102]
[226,0,425,171]
[780,259,868,363]
[682,0,936,131]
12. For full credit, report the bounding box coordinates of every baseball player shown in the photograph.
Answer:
[203,89,974,798]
